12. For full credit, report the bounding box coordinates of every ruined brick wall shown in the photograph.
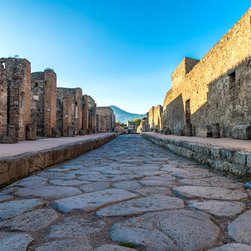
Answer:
[82,95,89,133]
[44,70,57,137]
[147,105,162,131]
[57,87,83,136]
[0,62,7,138]
[31,70,57,137]
[87,96,97,133]
[96,107,115,133]
[162,9,251,139]
[0,58,31,141]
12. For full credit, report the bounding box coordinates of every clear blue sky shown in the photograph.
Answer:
[0,1,250,113]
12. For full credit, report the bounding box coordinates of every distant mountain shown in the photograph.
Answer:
[110,105,146,123]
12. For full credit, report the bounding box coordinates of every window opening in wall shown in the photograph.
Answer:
[228,71,236,83]
[185,99,191,124]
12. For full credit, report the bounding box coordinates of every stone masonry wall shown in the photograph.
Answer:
[57,88,83,136]
[0,62,7,139]
[96,107,115,133]
[0,58,31,141]
[162,9,251,139]
[31,70,57,137]
[147,105,163,131]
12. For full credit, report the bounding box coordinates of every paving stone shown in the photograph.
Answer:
[179,178,243,189]
[173,186,248,200]
[48,216,105,239]
[78,174,143,182]
[189,200,246,217]
[209,243,251,251]
[17,176,48,187]
[139,179,176,188]
[53,189,139,213]
[15,185,82,200]
[0,187,17,195]
[38,172,76,180]
[111,209,220,251]
[0,232,33,251]
[80,182,111,193]
[228,209,251,244]
[0,209,58,231]
[36,239,92,251]
[137,186,172,195]
[0,199,44,220]
[113,181,141,190]
[49,179,90,187]
[162,166,214,179]
[95,244,137,251]
[0,194,14,203]
[97,195,184,216]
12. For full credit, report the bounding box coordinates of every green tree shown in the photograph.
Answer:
[133,118,141,127]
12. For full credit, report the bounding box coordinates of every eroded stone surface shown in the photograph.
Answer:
[189,200,246,217]
[80,182,111,193]
[209,243,251,251]
[49,179,89,187]
[17,176,48,187]
[113,181,141,190]
[0,232,33,251]
[173,186,248,200]
[97,195,184,216]
[53,189,139,213]
[0,209,58,231]
[0,199,44,220]
[228,209,251,245]
[15,185,82,200]
[36,239,92,251]
[95,245,137,251]
[49,216,105,239]
[111,209,220,251]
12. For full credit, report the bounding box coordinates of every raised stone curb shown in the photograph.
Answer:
[0,134,117,187]
[142,133,251,176]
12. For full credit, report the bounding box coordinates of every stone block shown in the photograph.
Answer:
[233,151,247,166]
[232,124,251,140]
[0,172,9,185]
[26,123,37,140]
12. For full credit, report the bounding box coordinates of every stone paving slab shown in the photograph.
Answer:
[0,135,250,250]
[53,189,139,213]
[97,195,185,216]
[111,209,220,251]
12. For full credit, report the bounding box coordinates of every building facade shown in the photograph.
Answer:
[96,107,115,133]
[57,87,83,136]
[0,58,32,142]
[31,69,57,138]
[162,9,251,139]
[82,95,97,134]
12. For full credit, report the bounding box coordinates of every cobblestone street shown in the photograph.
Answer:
[0,135,250,251]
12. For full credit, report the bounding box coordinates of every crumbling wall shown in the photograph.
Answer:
[96,107,115,133]
[57,87,83,136]
[0,62,7,139]
[147,105,162,132]
[0,58,31,141]
[31,69,57,137]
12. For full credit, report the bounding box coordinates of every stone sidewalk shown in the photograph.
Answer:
[0,134,250,250]
[0,133,116,158]
[0,133,116,187]
[142,132,251,176]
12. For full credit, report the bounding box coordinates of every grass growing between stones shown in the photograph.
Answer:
[118,241,136,248]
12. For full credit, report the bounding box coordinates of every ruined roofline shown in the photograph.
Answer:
[57,87,82,91]
[171,7,251,82]
[0,57,30,65]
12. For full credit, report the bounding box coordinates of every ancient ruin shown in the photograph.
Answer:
[159,9,251,139]
[96,107,115,133]
[57,87,83,136]
[31,69,57,138]
[82,95,97,134]
[147,105,163,132]
[0,58,32,142]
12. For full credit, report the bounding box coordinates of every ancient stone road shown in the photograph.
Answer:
[0,135,251,251]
